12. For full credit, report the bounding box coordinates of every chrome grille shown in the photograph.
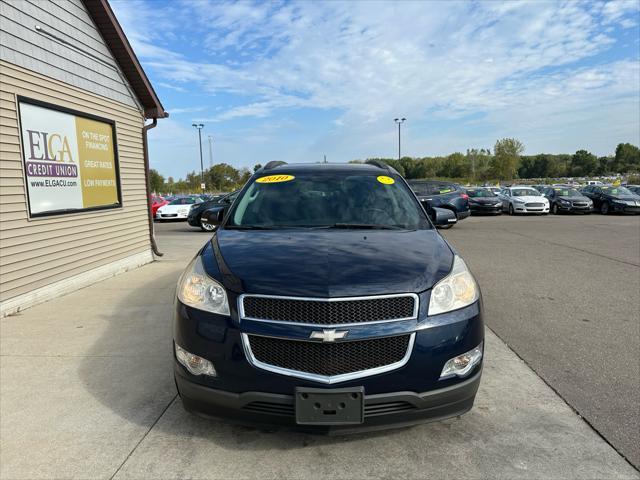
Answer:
[525,202,544,207]
[246,334,411,378]
[241,294,416,325]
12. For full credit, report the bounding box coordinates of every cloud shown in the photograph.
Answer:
[111,0,640,174]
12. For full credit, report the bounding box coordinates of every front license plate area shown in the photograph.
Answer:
[295,387,364,425]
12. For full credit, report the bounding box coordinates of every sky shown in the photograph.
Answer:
[110,0,640,179]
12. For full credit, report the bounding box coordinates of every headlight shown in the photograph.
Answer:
[428,256,479,316]
[440,342,483,379]
[177,255,230,315]
[513,199,525,204]
[558,199,570,204]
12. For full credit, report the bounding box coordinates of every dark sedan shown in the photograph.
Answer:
[581,185,640,215]
[465,188,502,215]
[543,187,593,214]
[187,191,238,231]
[408,180,470,228]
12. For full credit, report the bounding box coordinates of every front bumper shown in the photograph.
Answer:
[512,203,549,214]
[469,204,502,214]
[556,203,593,213]
[173,290,484,432]
[157,212,189,220]
[610,203,640,214]
[176,367,481,434]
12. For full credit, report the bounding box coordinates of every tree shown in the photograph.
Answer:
[149,169,164,194]
[570,150,598,176]
[492,138,524,179]
[614,143,640,173]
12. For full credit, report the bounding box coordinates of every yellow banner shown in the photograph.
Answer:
[76,117,118,208]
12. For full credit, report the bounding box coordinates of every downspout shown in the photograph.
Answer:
[143,117,163,257]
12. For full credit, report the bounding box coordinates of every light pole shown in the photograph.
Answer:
[192,123,204,193]
[394,117,406,160]
[208,135,213,169]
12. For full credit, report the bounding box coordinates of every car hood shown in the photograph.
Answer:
[159,204,193,213]
[556,196,590,202]
[511,196,546,202]
[208,229,454,297]
[605,195,640,201]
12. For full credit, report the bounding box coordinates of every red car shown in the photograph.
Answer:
[151,196,168,217]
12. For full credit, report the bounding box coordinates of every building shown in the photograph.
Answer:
[0,0,167,316]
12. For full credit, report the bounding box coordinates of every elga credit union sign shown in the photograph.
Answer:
[18,98,122,216]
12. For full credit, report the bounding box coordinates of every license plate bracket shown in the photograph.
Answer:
[295,386,364,425]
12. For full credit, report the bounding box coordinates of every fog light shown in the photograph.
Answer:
[440,342,483,379]
[175,343,217,376]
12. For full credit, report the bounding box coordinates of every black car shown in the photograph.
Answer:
[543,186,593,214]
[188,191,239,231]
[173,161,483,433]
[408,180,470,228]
[581,185,640,215]
[464,187,502,215]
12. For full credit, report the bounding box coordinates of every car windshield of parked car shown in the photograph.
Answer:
[555,188,582,197]
[601,186,633,196]
[511,188,540,197]
[467,189,495,198]
[409,182,455,196]
[169,197,200,205]
[228,172,429,229]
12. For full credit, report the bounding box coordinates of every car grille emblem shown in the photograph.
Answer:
[309,329,348,342]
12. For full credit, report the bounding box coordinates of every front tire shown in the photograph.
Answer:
[508,204,514,215]
[200,217,216,232]
[600,202,609,215]
[552,203,558,215]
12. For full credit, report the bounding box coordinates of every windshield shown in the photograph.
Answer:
[466,189,495,198]
[554,188,582,197]
[601,186,633,196]
[227,172,429,229]
[409,182,456,195]
[511,188,540,197]
[169,197,200,205]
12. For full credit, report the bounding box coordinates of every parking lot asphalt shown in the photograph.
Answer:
[0,217,638,479]
[442,213,640,468]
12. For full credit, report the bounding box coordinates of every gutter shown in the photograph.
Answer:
[142,117,164,257]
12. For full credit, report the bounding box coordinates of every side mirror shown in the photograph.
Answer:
[431,207,457,227]
[201,206,225,229]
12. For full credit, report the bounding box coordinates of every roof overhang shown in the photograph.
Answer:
[83,0,167,119]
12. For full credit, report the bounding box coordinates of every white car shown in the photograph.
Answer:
[156,197,202,221]
[485,186,502,195]
[498,186,549,215]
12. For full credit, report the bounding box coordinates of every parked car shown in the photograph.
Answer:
[173,161,483,432]
[150,196,168,217]
[484,186,502,196]
[580,185,640,215]
[464,188,502,215]
[408,180,470,228]
[156,196,202,221]
[498,186,550,215]
[188,191,239,231]
[542,187,593,214]
[530,185,548,193]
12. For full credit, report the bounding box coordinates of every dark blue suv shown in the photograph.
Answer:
[173,162,484,433]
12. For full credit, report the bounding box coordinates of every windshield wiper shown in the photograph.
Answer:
[328,223,404,230]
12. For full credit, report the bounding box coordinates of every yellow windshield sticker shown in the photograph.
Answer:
[256,174,295,184]
[377,175,395,185]
[439,188,452,194]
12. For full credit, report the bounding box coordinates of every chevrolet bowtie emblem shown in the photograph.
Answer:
[309,329,348,342]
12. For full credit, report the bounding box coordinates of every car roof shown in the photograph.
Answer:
[263,163,389,175]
